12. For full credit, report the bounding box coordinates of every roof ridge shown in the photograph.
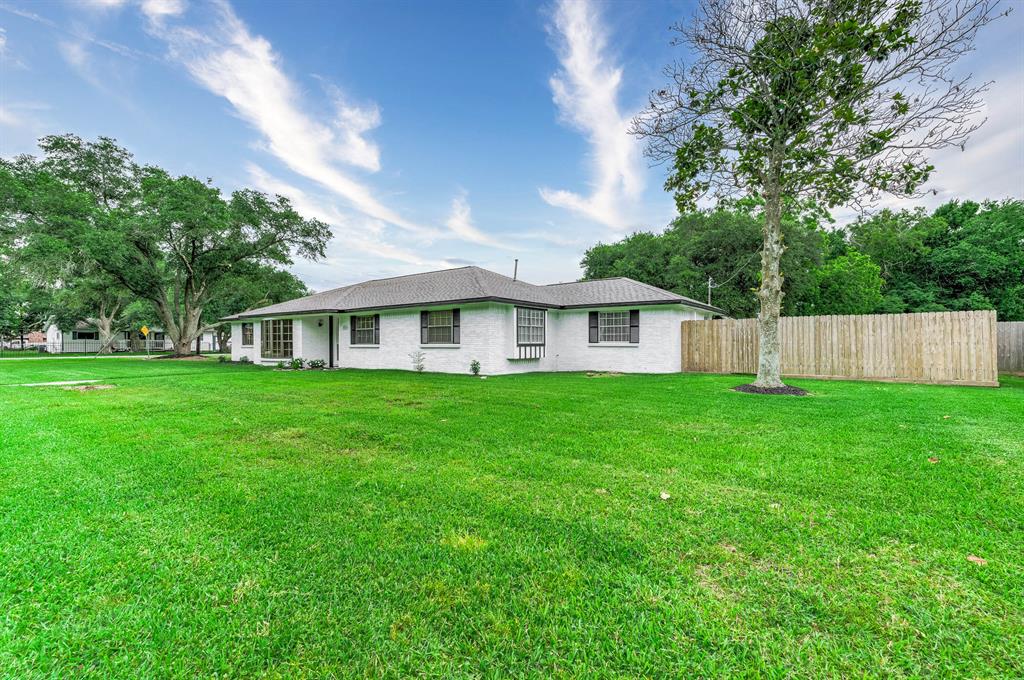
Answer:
[467,266,489,296]
[481,266,538,286]
[545,276,625,287]
[355,265,474,287]
[616,276,714,308]
[616,277,682,297]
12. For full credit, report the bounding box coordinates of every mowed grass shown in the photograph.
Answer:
[0,359,1021,678]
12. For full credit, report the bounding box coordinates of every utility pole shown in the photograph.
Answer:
[707,275,713,306]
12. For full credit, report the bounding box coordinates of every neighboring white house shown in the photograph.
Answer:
[45,322,218,354]
[223,266,724,375]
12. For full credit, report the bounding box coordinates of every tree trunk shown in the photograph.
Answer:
[92,316,115,354]
[156,298,205,357]
[754,186,786,388]
[216,328,229,353]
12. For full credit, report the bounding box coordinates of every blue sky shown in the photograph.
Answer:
[1,0,1021,291]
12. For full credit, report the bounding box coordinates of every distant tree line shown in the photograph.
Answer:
[582,199,1023,321]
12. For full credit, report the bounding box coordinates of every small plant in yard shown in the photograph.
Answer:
[307,359,326,370]
[217,355,228,363]
[289,358,305,370]
[470,359,480,376]
[238,356,251,364]
[409,350,425,373]
[276,360,286,369]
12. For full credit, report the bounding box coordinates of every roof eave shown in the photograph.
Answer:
[560,299,725,314]
[227,295,724,320]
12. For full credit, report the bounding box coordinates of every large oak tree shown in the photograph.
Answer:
[633,0,1005,389]
[1,135,330,355]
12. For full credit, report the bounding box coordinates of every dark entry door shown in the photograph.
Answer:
[328,316,335,368]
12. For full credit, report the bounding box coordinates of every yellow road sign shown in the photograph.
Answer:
[140,325,150,337]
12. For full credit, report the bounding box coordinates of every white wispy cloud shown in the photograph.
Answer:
[57,40,101,87]
[145,0,431,236]
[246,163,447,272]
[139,0,186,20]
[539,0,644,230]
[0,106,20,127]
[831,66,1024,224]
[444,191,516,250]
[509,230,586,247]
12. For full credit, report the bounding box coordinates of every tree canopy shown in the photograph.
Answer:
[582,199,1023,322]
[632,0,1003,388]
[0,135,330,355]
[582,207,823,318]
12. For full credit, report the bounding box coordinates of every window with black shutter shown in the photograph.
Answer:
[351,314,379,345]
[421,309,459,344]
[590,310,639,343]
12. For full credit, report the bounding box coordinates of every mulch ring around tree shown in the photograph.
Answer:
[732,383,809,396]
[151,354,209,361]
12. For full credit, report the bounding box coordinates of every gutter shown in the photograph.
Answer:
[222,296,725,322]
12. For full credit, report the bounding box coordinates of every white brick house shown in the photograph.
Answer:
[223,267,723,375]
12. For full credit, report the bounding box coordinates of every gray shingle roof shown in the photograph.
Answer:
[225,266,724,319]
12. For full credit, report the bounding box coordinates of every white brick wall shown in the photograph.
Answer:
[231,302,710,374]
[337,303,505,375]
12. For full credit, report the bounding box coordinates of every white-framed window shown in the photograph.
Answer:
[352,315,377,345]
[598,311,630,342]
[241,323,253,347]
[426,310,454,344]
[72,330,99,340]
[516,307,545,345]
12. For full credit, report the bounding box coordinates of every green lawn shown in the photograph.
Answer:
[1,359,1021,678]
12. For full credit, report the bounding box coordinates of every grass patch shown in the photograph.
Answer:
[0,359,1021,677]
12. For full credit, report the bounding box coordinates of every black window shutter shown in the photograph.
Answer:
[350,316,356,345]
[421,311,429,344]
[373,314,380,344]
[452,309,460,344]
[629,309,640,343]
[589,311,599,343]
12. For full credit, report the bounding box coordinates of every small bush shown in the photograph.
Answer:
[238,356,251,364]
[289,357,305,370]
[217,355,228,363]
[470,359,481,376]
[409,350,425,373]
[307,358,326,370]
[276,360,286,369]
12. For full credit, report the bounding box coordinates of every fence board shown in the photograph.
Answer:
[998,321,1024,375]
[681,310,999,386]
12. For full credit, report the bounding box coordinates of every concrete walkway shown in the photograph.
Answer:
[11,380,102,387]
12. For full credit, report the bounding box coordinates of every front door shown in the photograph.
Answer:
[328,316,335,368]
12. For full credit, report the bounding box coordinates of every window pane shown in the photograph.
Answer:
[598,311,629,342]
[353,315,377,344]
[425,310,453,344]
[261,319,293,358]
[427,310,452,327]
[517,308,545,345]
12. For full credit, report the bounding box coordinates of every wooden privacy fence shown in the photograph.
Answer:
[681,310,999,386]
[998,321,1024,375]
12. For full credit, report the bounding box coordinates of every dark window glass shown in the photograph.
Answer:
[261,319,293,358]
